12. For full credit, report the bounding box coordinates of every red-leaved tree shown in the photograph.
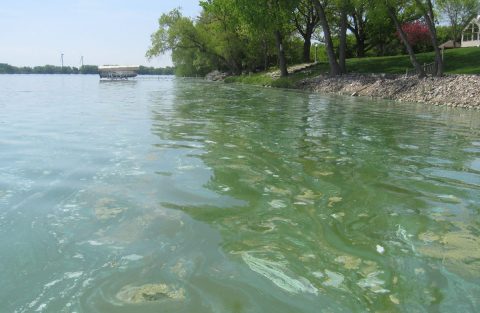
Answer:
[398,21,432,51]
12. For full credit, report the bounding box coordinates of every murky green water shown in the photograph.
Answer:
[1,75,479,312]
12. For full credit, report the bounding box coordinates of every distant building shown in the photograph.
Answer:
[461,15,480,48]
[439,40,461,50]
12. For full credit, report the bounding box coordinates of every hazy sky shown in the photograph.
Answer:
[0,0,202,67]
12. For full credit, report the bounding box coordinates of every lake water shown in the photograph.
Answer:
[1,75,479,312]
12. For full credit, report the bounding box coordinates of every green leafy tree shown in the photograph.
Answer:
[347,0,373,57]
[293,0,321,63]
[438,0,480,42]
[200,0,254,74]
[146,9,221,76]
[148,4,276,76]
[235,0,300,77]
[366,5,400,56]
[0,63,16,73]
[79,65,98,74]
[138,66,175,75]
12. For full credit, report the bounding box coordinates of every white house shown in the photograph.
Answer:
[461,15,480,48]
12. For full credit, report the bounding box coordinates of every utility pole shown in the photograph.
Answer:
[61,53,64,68]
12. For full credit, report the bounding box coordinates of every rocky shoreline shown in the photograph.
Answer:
[299,74,480,109]
[205,70,229,81]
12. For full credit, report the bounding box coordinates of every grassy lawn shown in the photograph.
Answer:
[346,47,480,74]
[226,47,480,87]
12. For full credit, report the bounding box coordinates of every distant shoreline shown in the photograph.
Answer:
[0,63,174,75]
[0,73,175,75]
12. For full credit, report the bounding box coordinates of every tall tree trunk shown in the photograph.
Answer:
[348,9,368,58]
[313,0,341,76]
[263,37,268,71]
[274,30,288,77]
[293,5,318,64]
[387,5,425,78]
[339,9,348,73]
[356,10,367,58]
[416,0,443,76]
[349,23,367,57]
[357,36,366,57]
[452,24,458,43]
[303,36,312,63]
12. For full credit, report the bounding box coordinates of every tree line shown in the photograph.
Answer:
[0,64,175,75]
[147,0,479,78]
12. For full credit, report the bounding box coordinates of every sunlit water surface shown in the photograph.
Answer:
[0,75,479,312]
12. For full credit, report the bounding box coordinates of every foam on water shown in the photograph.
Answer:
[322,270,344,288]
[241,252,318,295]
[65,272,83,279]
[121,254,143,261]
[269,200,287,209]
[357,271,389,294]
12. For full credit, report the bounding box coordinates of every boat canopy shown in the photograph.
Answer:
[98,65,139,79]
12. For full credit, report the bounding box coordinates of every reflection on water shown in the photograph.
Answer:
[0,75,479,312]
